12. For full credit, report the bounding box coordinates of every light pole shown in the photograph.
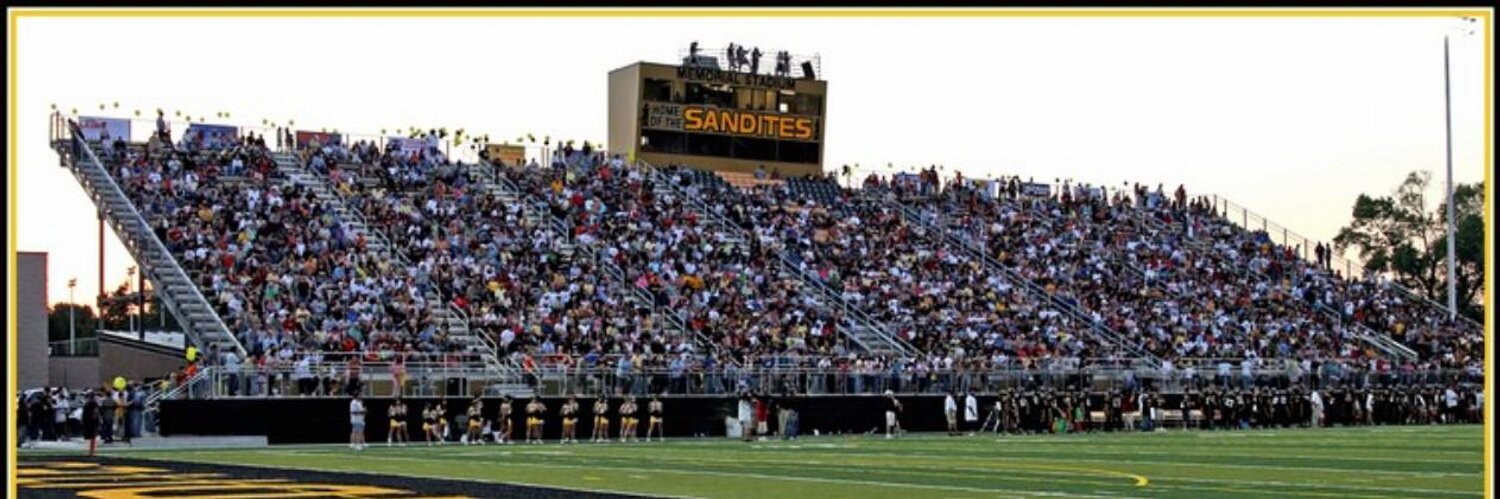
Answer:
[1443,35,1455,321]
[1442,16,1476,321]
[126,266,136,334]
[68,278,77,355]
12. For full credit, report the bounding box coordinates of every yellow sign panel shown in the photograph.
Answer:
[683,107,816,140]
[643,101,820,142]
[485,144,527,166]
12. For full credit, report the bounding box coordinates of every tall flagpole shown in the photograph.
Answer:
[1443,35,1457,320]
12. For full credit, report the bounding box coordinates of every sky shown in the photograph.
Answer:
[11,11,1491,308]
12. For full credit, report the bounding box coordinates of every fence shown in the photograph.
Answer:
[675,46,822,80]
[48,111,564,166]
[171,359,1481,400]
[48,338,99,357]
[1210,194,1360,280]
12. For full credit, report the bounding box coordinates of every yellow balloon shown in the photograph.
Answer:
[114,376,127,390]
[186,346,198,362]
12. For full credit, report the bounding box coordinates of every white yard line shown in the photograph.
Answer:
[1149,475,1481,497]
[115,452,705,499]
[270,450,1139,499]
[695,447,1482,478]
[615,447,1477,497]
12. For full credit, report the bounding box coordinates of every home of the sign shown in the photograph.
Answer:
[683,107,817,140]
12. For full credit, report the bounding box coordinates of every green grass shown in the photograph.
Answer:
[105,425,1483,498]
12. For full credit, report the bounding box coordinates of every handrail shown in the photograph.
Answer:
[277,152,411,268]
[644,161,917,357]
[890,194,1159,367]
[66,126,247,359]
[157,364,213,401]
[176,359,1483,399]
[1132,205,1419,362]
[480,159,719,356]
[698,167,915,356]
[276,153,500,368]
[1210,193,1480,330]
[1023,198,1262,361]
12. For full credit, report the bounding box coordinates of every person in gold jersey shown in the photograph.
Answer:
[525,396,546,445]
[560,395,580,444]
[496,395,515,445]
[619,396,640,443]
[592,395,611,443]
[465,395,485,445]
[386,396,408,446]
[646,393,665,442]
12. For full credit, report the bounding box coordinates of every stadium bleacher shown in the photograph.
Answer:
[57,120,1484,386]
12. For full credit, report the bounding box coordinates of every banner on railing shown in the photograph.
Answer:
[1022,182,1051,197]
[295,130,343,150]
[387,137,427,156]
[965,178,1000,199]
[184,124,240,150]
[485,144,526,166]
[78,116,131,143]
[892,173,921,189]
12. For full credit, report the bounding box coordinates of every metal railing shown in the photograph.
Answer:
[675,46,822,80]
[476,159,713,356]
[1209,194,1480,331]
[62,122,247,359]
[48,338,99,357]
[889,195,1160,367]
[645,162,916,357]
[1137,204,1422,362]
[173,357,1483,400]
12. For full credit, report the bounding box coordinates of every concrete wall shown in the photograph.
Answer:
[99,335,186,382]
[17,252,49,390]
[607,63,642,159]
[48,356,101,389]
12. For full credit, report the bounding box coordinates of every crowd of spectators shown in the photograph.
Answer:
[864,169,1481,373]
[85,121,1481,381]
[95,129,463,379]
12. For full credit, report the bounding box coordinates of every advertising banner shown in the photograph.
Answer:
[387,137,427,156]
[1022,182,1052,197]
[892,173,921,190]
[295,130,343,150]
[485,144,527,166]
[184,124,240,150]
[967,178,999,199]
[78,116,131,143]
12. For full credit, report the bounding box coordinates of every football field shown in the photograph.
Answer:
[35,425,1485,498]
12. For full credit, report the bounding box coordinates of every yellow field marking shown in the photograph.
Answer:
[16,465,173,476]
[18,474,227,488]
[78,482,422,499]
[16,461,473,498]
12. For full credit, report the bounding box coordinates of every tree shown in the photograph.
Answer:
[48,303,99,343]
[1333,171,1485,321]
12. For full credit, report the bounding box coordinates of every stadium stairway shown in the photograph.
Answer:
[476,160,717,355]
[1127,209,1420,363]
[52,131,247,359]
[884,191,1163,367]
[270,153,526,389]
[644,162,919,358]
